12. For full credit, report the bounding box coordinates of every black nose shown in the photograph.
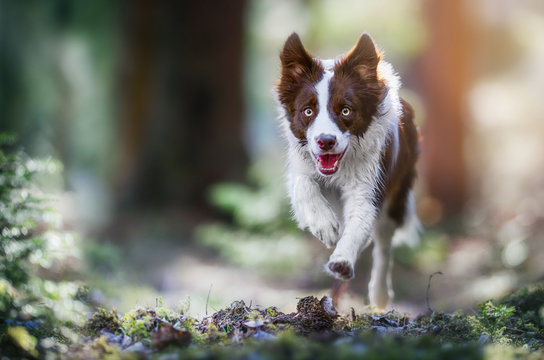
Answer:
[316,135,336,151]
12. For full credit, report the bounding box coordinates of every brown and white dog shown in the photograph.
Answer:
[276,33,420,309]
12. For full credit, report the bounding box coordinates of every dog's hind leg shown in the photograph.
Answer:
[368,214,396,309]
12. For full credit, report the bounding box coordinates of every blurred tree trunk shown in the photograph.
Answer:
[418,0,472,219]
[116,0,247,212]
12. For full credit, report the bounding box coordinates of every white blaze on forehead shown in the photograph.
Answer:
[313,70,336,134]
[307,60,350,155]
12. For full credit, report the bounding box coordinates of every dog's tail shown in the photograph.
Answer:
[392,191,421,247]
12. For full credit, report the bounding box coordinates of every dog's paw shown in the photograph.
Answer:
[311,220,340,249]
[326,259,354,280]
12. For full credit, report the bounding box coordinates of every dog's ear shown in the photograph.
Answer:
[338,33,380,79]
[279,33,319,78]
[277,33,323,108]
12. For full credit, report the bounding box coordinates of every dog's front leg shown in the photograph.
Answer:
[289,175,340,248]
[326,191,377,280]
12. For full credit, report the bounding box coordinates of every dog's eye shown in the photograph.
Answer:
[341,107,351,116]
[303,108,313,117]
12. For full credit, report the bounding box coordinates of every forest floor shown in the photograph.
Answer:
[6,141,544,359]
[66,286,544,359]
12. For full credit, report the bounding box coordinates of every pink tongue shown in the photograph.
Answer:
[318,154,339,169]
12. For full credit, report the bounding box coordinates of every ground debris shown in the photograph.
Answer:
[67,286,544,359]
[292,296,337,334]
[267,296,339,336]
[151,324,191,349]
[212,300,251,335]
[84,308,122,336]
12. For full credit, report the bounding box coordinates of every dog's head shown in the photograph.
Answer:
[277,33,385,175]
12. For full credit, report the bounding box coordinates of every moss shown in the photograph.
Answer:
[501,286,544,318]
[85,308,122,336]
[121,308,156,341]
[199,321,229,345]
[402,290,544,349]
[501,285,544,337]
[408,312,482,343]
[154,297,178,322]
[266,306,278,317]
[179,316,205,345]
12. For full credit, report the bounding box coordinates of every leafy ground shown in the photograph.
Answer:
[58,286,543,359]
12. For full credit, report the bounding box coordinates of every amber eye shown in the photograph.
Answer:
[341,107,351,116]
[303,108,313,117]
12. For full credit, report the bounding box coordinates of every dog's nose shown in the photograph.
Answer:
[316,135,336,151]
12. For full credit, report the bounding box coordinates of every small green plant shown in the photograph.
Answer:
[479,301,516,329]
[474,301,516,343]
[501,286,544,330]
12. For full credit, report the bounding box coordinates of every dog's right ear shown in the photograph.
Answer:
[279,33,319,78]
[277,33,323,110]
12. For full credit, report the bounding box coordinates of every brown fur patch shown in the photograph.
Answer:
[277,33,324,141]
[330,34,385,136]
[380,99,420,224]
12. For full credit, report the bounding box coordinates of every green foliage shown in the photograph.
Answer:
[1,136,44,288]
[501,286,544,330]
[196,158,314,277]
[416,287,544,348]
[479,301,516,339]
[196,223,312,275]
[206,158,294,231]
[0,135,89,357]
[84,238,123,274]
[394,229,449,271]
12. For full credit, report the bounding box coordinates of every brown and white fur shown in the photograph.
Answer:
[276,33,420,309]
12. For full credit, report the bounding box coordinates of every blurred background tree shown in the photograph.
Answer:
[417,0,472,219]
[115,0,247,210]
[1,0,248,217]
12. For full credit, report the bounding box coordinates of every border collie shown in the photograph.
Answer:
[276,33,420,309]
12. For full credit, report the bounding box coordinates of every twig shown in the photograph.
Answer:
[331,280,349,306]
[426,271,443,313]
[505,327,524,334]
[206,284,213,316]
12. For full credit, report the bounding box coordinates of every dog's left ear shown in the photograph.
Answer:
[339,33,380,78]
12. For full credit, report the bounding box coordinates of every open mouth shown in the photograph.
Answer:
[315,151,346,175]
